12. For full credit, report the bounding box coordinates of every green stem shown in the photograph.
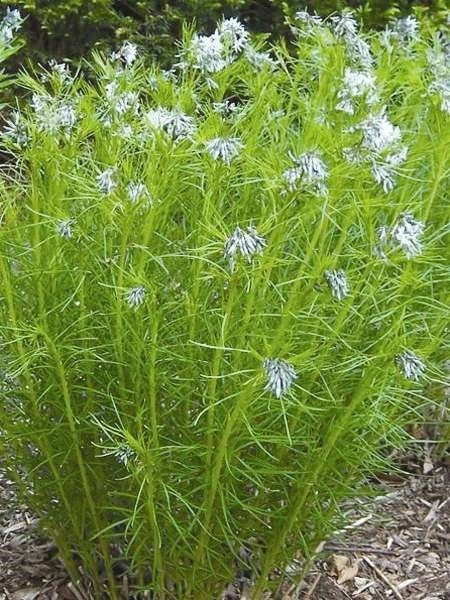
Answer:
[190,383,255,592]
[147,314,164,595]
[423,153,446,222]
[273,198,331,351]
[251,368,381,599]
[113,218,134,406]
[188,274,241,586]
[42,333,119,600]
[184,184,217,424]
[0,256,81,581]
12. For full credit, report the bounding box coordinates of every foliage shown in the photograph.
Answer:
[0,10,449,599]
[2,0,449,65]
[0,6,23,98]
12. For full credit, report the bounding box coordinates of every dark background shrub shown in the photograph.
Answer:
[3,0,449,67]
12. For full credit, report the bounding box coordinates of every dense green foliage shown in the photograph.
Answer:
[0,7,22,98]
[1,8,448,598]
[3,0,449,65]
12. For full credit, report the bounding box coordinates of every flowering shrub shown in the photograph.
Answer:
[7,0,449,68]
[0,9,448,599]
[0,6,22,87]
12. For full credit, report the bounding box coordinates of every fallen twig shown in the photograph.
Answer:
[362,556,403,600]
[302,573,321,600]
[66,581,88,600]
[323,543,394,556]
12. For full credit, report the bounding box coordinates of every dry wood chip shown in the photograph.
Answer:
[344,515,373,530]
[362,556,403,600]
[331,554,361,585]
[397,578,419,591]
[1,521,27,535]
[10,589,41,600]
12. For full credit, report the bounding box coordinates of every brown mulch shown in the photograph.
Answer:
[288,458,449,600]
[1,457,448,600]
[0,469,71,600]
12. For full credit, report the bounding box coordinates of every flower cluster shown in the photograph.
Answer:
[358,110,401,153]
[429,74,450,115]
[40,60,74,86]
[105,82,140,117]
[283,152,329,196]
[211,99,241,118]
[224,226,266,269]
[345,33,373,69]
[0,7,22,45]
[245,46,277,70]
[111,444,136,467]
[329,11,373,68]
[97,168,154,213]
[428,48,450,115]
[390,213,425,259]
[145,107,196,141]
[336,68,378,115]
[188,32,226,73]
[330,12,358,38]
[30,93,77,136]
[127,181,150,204]
[111,41,138,67]
[375,213,425,260]
[324,269,350,301]
[56,219,74,239]
[396,351,426,381]
[2,111,28,146]
[392,16,420,43]
[263,358,298,398]
[97,168,118,195]
[294,9,323,32]
[371,147,408,193]
[345,108,408,193]
[205,137,243,163]
[125,286,146,309]
[182,17,272,76]
[184,18,248,74]
[218,17,249,54]
[99,440,136,467]
[380,16,420,52]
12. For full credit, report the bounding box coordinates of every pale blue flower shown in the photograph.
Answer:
[111,41,138,66]
[263,358,298,398]
[224,226,266,268]
[205,137,243,163]
[391,213,424,259]
[396,351,426,381]
[56,219,74,239]
[125,286,146,309]
[97,168,118,195]
[283,152,328,195]
[324,269,349,301]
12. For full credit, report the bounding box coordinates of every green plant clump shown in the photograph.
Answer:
[0,6,22,96]
[0,9,448,599]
